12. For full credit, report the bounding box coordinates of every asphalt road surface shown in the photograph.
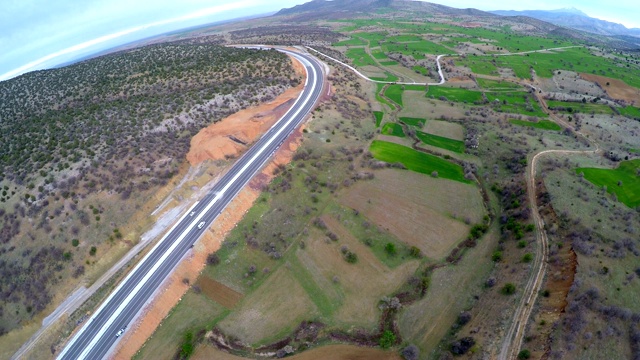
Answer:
[56,47,324,360]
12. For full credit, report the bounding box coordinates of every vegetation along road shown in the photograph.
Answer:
[55,47,325,360]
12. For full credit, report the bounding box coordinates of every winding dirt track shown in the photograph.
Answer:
[498,87,600,359]
[305,44,603,358]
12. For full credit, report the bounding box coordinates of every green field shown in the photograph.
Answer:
[399,117,426,127]
[488,92,547,117]
[345,47,377,67]
[382,40,450,59]
[371,49,389,59]
[412,65,429,75]
[547,100,614,115]
[369,140,469,183]
[384,85,427,107]
[370,72,399,82]
[373,111,384,127]
[384,85,405,106]
[379,60,399,66]
[426,86,484,103]
[577,159,640,208]
[381,122,406,137]
[415,131,465,153]
[476,78,522,90]
[333,36,367,46]
[457,48,640,89]
[376,83,396,109]
[620,106,640,119]
[509,119,562,131]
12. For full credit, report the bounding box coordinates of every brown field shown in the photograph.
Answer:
[297,216,418,328]
[399,227,499,356]
[196,276,244,308]
[216,266,318,345]
[400,92,467,120]
[424,119,465,140]
[580,73,640,105]
[193,343,402,360]
[339,169,484,260]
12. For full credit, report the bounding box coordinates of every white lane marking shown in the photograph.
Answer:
[55,199,200,359]
[60,50,319,359]
[76,195,221,359]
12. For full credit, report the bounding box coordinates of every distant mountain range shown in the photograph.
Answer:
[491,8,640,38]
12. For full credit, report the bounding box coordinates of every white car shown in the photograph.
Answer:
[197,221,206,229]
[189,211,195,217]
[116,327,126,337]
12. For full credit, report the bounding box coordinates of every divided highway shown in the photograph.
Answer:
[56,47,324,360]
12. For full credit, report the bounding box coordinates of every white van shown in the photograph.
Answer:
[197,221,205,229]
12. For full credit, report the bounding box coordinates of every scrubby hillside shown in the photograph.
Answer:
[0,44,299,335]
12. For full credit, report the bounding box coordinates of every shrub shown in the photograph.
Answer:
[491,251,503,262]
[485,277,496,288]
[457,311,472,326]
[502,283,516,295]
[450,337,475,355]
[345,251,358,263]
[379,330,396,349]
[385,242,397,256]
[522,253,533,263]
[401,344,419,360]
[518,349,531,359]
[206,253,220,266]
[89,246,97,256]
[409,246,422,258]
[71,239,79,247]
[517,240,527,248]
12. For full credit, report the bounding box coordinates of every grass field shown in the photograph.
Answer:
[384,85,405,106]
[476,78,522,90]
[135,291,227,360]
[369,140,469,183]
[373,111,384,127]
[381,122,406,137]
[382,40,450,59]
[345,47,377,67]
[620,106,640,119]
[376,83,396,110]
[412,65,429,75]
[509,119,562,131]
[217,267,318,345]
[576,159,640,208]
[416,131,465,153]
[488,92,547,117]
[399,117,426,127]
[547,100,614,115]
[370,72,399,82]
[333,36,367,46]
[384,85,427,107]
[424,120,465,141]
[426,86,484,103]
[296,216,417,327]
[339,169,485,260]
[458,48,640,89]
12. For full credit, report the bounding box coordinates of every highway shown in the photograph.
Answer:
[56,47,324,360]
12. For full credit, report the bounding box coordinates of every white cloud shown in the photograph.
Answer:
[0,0,264,81]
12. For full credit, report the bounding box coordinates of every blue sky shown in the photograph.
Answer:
[1,0,638,81]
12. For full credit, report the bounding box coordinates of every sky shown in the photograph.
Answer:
[1,0,639,82]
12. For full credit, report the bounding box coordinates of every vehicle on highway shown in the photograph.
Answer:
[197,221,205,229]
[115,327,126,337]
[189,211,195,217]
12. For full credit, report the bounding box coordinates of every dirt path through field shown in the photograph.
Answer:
[497,76,601,360]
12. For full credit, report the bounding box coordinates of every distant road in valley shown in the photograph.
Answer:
[55,47,325,360]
